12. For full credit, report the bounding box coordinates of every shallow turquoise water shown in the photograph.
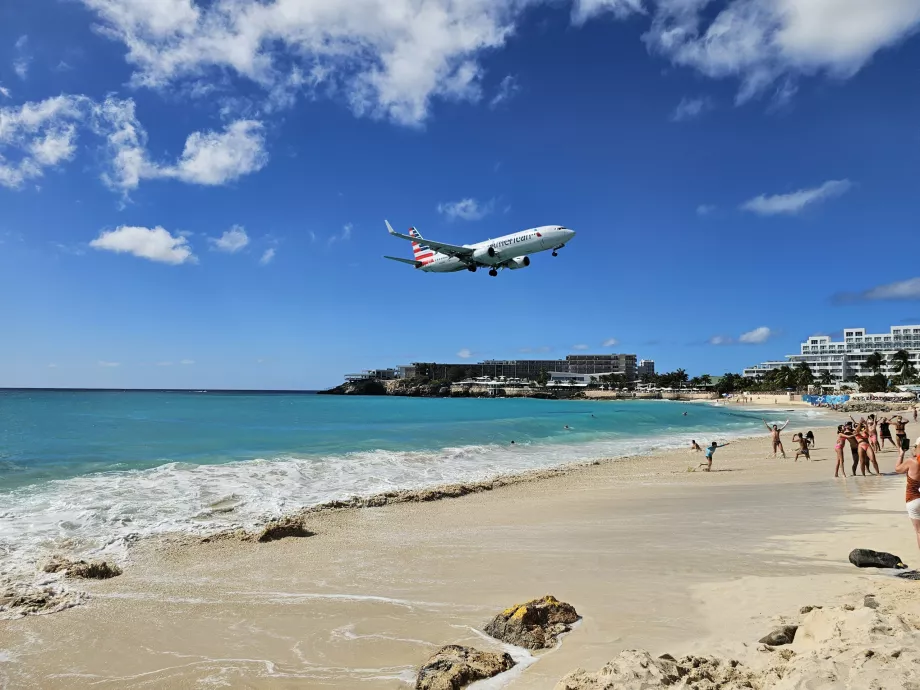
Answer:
[0,391,820,580]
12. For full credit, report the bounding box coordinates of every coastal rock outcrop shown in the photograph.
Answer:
[0,583,85,619]
[484,595,580,649]
[758,625,798,646]
[415,645,515,690]
[557,600,920,690]
[319,380,388,396]
[554,650,756,690]
[848,548,907,569]
[254,516,315,542]
[43,556,122,579]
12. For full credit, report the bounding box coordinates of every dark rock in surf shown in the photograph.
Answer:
[849,549,907,569]
[415,645,515,690]
[758,625,798,646]
[43,555,122,579]
[255,517,315,542]
[484,595,580,649]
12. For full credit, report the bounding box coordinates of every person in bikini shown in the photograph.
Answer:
[866,414,880,452]
[763,419,789,458]
[879,417,893,449]
[805,430,815,448]
[792,433,811,462]
[834,425,853,478]
[853,421,880,476]
[893,415,910,455]
[894,443,920,553]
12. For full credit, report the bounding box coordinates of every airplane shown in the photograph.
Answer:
[383,221,576,277]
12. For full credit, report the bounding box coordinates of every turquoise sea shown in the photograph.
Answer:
[0,390,822,582]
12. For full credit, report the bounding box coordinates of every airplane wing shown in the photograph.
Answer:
[385,220,474,258]
[384,255,423,267]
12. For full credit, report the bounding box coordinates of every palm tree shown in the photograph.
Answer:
[865,351,885,375]
[819,370,833,387]
[795,361,815,390]
[891,349,916,382]
[699,374,712,387]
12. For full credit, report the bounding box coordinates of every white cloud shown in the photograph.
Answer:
[696,204,716,216]
[644,0,920,105]
[13,35,30,81]
[602,338,619,347]
[48,363,57,368]
[78,0,531,126]
[573,344,589,350]
[741,179,852,215]
[858,277,920,301]
[671,96,712,121]
[709,335,731,346]
[90,225,197,265]
[0,95,85,189]
[490,75,520,108]
[438,198,494,221]
[457,348,473,359]
[739,326,774,344]
[572,0,644,24]
[259,247,276,265]
[91,98,268,193]
[166,120,267,185]
[210,225,249,253]
[0,86,10,98]
[156,361,173,366]
[180,359,195,365]
[98,361,120,367]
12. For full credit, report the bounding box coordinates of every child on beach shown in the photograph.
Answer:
[691,440,702,452]
[699,441,729,472]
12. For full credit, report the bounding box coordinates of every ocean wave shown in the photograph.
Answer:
[0,413,821,587]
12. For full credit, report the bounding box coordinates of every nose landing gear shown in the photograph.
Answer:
[552,244,565,257]
[489,269,498,277]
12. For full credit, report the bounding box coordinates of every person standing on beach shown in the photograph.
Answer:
[894,444,920,552]
[834,425,852,478]
[893,415,910,452]
[699,441,729,472]
[845,421,860,472]
[879,417,893,449]
[763,419,789,458]
[866,415,880,452]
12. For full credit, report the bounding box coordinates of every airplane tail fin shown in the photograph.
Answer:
[407,227,432,261]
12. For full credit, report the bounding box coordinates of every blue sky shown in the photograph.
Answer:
[2,0,920,389]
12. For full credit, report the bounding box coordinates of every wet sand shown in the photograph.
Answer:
[2,423,918,689]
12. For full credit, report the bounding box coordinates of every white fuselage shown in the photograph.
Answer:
[419,225,575,272]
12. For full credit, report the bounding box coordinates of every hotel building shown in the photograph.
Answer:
[743,325,920,382]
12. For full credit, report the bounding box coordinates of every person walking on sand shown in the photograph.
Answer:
[699,441,729,472]
[763,419,789,458]
[792,433,811,462]
[805,430,815,449]
[894,444,920,553]
[834,425,852,478]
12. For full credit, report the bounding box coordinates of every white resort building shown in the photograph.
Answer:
[743,325,920,383]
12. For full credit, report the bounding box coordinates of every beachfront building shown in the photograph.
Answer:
[743,325,920,383]
[345,368,399,382]
[413,354,639,382]
[638,359,655,377]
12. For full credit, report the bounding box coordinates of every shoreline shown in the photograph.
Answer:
[8,420,915,690]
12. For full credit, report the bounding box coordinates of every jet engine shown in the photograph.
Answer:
[472,246,499,263]
[507,256,531,270]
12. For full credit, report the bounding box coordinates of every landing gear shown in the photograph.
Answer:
[552,244,564,257]
[552,251,558,257]
[489,269,498,277]
[467,265,477,272]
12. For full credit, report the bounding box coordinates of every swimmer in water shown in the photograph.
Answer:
[564,425,571,430]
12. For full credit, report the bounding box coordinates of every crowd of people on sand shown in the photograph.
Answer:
[688,411,920,553]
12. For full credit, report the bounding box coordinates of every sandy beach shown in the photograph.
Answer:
[3,418,920,689]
